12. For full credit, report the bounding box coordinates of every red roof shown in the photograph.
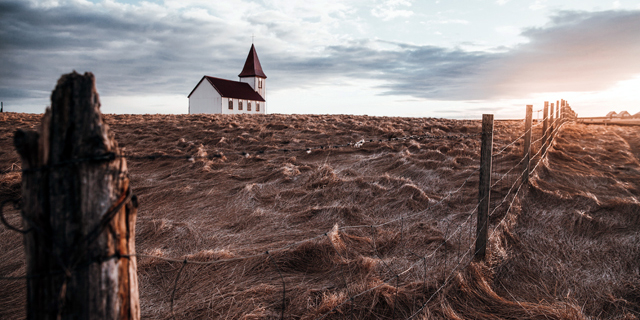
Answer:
[188,76,265,101]
[238,44,267,78]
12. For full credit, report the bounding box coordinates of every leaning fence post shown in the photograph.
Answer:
[14,72,140,319]
[475,114,493,260]
[523,105,533,184]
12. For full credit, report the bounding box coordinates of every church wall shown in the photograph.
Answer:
[223,98,266,115]
[189,81,222,114]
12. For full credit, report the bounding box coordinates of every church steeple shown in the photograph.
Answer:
[238,44,266,100]
[238,44,267,78]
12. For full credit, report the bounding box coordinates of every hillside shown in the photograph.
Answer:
[1,112,638,319]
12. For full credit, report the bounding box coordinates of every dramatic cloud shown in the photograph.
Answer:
[269,10,640,100]
[0,0,356,104]
[481,10,640,97]
[286,10,640,100]
[0,0,638,112]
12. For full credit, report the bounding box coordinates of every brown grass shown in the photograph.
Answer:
[0,112,638,319]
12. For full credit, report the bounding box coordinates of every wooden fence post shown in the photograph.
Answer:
[475,114,493,260]
[14,72,140,319]
[542,102,549,154]
[523,105,533,184]
[549,103,555,140]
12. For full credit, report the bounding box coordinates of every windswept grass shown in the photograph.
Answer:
[0,112,638,319]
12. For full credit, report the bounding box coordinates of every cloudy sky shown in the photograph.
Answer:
[1,0,639,118]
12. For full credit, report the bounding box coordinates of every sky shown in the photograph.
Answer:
[1,0,639,118]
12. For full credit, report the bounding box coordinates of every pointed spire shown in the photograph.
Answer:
[238,44,267,78]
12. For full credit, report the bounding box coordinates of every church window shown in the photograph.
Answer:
[258,79,262,89]
[256,103,260,112]
[248,101,252,111]
[228,99,233,109]
[239,101,243,110]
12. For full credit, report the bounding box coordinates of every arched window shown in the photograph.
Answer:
[239,100,243,110]
[256,103,260,112]
[228,99,233,110]
[248,101,252,111]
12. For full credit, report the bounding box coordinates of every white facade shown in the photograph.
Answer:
[189,81,266,115]
[189,80,222,114]
[223,97,266,115]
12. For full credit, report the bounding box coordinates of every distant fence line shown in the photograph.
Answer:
[0,72,577,319]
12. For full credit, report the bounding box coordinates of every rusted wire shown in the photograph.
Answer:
[0,199,31,234]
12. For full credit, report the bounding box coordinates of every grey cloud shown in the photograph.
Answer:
[1,2,638,111]
[481,10,640,97]
[266,42,496,99]
[0,0,249,106]
[268,10,640,100]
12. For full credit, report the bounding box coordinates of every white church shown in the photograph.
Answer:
[188,44,267,114]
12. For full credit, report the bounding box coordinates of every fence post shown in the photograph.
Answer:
[475,114,493,260]
[549,103,555,140]
[542,101,549,154]
[523,105,533,184]
[14,72,140,319]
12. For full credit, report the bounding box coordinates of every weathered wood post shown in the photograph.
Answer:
[475,114,493,260]
[523,105,533,184]
[14,72,140,319]
[549,103,555,140]
[542,101,549,155]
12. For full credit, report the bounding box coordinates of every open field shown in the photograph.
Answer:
[1,112,639,319]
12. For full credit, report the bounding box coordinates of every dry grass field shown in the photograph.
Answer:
[1,112,638,319]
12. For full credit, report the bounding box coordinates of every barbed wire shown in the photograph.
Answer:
[529,120,569,175]
[406,135,539,317]
[488,169,527,242]
[406,140,545,319]
[491,153,526,189]
[493,114,548,158]
[396,117,570,319]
